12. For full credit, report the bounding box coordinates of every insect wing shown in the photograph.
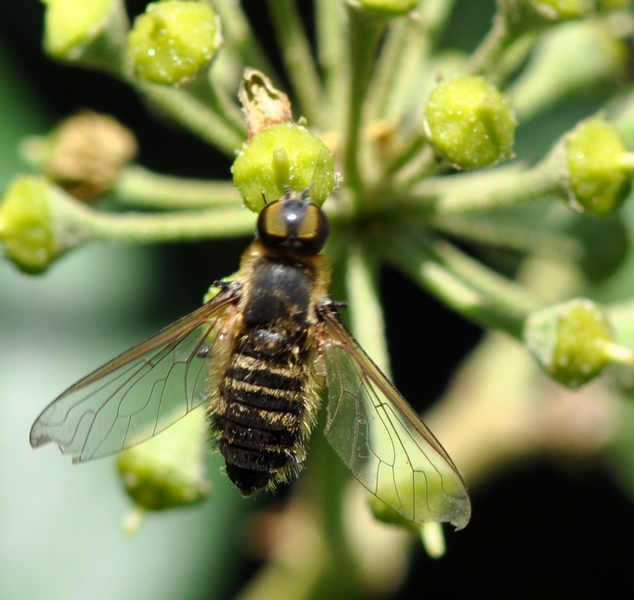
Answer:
[29,292,238,463]
[320,314,471,530]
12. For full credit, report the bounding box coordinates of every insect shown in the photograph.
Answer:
[30,190,471,530]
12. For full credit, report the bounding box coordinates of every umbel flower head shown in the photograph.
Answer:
[8,0,634,596]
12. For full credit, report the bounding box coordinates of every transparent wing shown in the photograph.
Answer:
[320,311,471,530]
[29,290,239,463]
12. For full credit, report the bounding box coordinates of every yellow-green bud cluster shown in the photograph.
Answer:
[232,122,336,212]
[524,298,615,388]
[425,76,516,170]
[127,1,221,85]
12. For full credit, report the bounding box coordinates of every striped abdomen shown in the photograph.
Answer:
[214,329,312,494]
[212,258,320,495]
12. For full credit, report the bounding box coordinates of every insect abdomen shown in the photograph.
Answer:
[214,334,311,495]
[211,259,319,495]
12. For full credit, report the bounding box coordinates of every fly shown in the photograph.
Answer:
[29,190,471,530]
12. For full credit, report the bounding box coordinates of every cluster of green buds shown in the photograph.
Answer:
[6,0,634,585]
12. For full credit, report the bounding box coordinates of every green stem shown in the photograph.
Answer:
[306,433,362,600]
[51,188,254,245]
[384,227,542,338]
[266,0,327,128]
[114,166,242,210]
[467,10,515,81]
[344,6,390,199]
[345,244,391,376]
[468,4,549,86]
[197,73,248,137]
[389,133,429,174]
[393,143,446,188]
[134,82,244,155]
[427,215,582,259]
[367,16,428,126]
[213,0,279,78]
[315,0,348,131]
[406,149,569,216]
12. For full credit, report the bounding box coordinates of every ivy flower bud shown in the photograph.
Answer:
[565,117,633,216]
[41,0,129,73]
[116,408,211,512]
[126,1,222,85]
[0,176,58,274]
[231,122,337,212]
[425,76,516,170]
[26,111,138,202]
[42,0,125,59]
[524,298,623,388]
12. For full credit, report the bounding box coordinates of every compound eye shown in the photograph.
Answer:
[258,197,329,255]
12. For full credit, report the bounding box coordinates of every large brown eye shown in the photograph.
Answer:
[258,195,329,255]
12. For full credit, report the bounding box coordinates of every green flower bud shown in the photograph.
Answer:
[42,0,120,58]
[41,0,129,73]
[127,1,221,85]
[116,408,211,511]
[0,176,58,274]
[425,76,516,170]
[231,122,336,212]
[566,117,632,216]
[352,0,418,15]
[524,298,616,388]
